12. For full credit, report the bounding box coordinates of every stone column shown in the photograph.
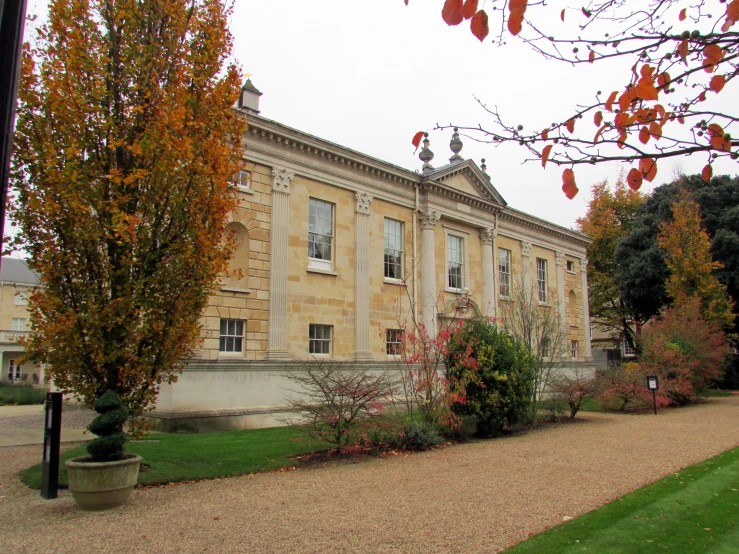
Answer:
[355,192,373,361]
[556,251,567,353]
[581,258,592,358]
[479,227,497,317]
[521,240,532,294]
[420,210,440,337]
[265,167,295,361]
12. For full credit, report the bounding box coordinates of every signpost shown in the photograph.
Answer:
[646,375,659,416]
[40,392,62,499]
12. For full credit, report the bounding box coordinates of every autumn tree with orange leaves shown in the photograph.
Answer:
[658,195,735,329]
[407,0,738,199]
[9,0,245,422]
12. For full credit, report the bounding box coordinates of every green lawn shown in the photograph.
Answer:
[504,447,739,553]
[0,385,47,405]
[21,426,328,489]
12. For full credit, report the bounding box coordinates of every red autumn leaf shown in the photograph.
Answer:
[411,131,424,152]
[708,123,724,137]
[729,0,739,20]
[605,91,618,112]
[722,19,733,33]
[582,7,592,18]
[560,8,566,21]
[699,91,707,102]
[508,8,524,35]
[678,115,685,124]
[649,122,662,141]
[541,129,549,140]
[703,44,723,65]
[710,135,732,152]
[702,164,713,182]
[470,10,489,41]
[509,0,528,12]
[442,0,464,26]
[639,158,658,182]
[594,111,603,126]
[677,40,688,60]
[679,8,687,21]
[541,144,553,168]
[562,181,579,200]
[710,74,726,93]
[657,72,671,89]
[588,50,595,63]
[565,118,575,133]
[639,126,651,145]
[635,81,659,101]
[562,168,575,185]
[405,0,409,5]
[462,0,478,19]
[594,124,607,143]
[627,168,643,191]
[618,132,627,149]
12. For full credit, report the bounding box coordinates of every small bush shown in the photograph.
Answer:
[538,398,567,421]
[597,362,655,411]
[0,384,47,405]
[549,368,595,418]
[447,318,534,437]
[399,421,444,451]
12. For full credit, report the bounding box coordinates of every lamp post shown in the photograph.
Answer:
[0,0,30,272]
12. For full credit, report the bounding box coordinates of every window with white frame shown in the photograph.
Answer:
[384,219,403,280]
[499,248,511,298]
[14,292,28,306]
[571,340,579,359]
[566,260,575,273]
[308,198,334,270]
[233,170,251,192]
[8,359,22,381]
[541,338,550,358]
[536,258,548,303]
[219,319,245,353]
[386,329,404,356]
[447,234,465,290]
[309,324,332,355]
[622,336,636,357]
[11,318,26,331]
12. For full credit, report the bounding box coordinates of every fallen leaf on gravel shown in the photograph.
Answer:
[562,516,573,521]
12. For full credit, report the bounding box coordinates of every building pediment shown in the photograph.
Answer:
[426,160,507,207]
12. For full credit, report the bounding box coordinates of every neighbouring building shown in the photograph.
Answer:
[0,258,43,384]
[149,80,596,431]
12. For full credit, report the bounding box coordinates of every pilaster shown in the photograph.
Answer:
[479,227,497,317]
[420,210,441,337]
[581,258,592,358]
[265,167,295,361]
[355,192,373,361]
[521,240,532,294]
[556,251,567,353]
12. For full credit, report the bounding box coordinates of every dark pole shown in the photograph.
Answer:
[41,392,63,499]
[652,390,657,416]
[0,0,30,273]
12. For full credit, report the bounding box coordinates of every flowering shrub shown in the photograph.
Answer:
[549,368,596,418]
[597,362,661,411]
[446,318,534,437]
[640,298,731,405]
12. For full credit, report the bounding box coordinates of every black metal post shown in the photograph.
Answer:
[0,0,30,270]
[41,392,63,499]
[652,390,657,416]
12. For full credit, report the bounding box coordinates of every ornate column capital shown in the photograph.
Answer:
[479,227,497,245]
[355,191,373,215]
[271,167,295,195]
[580,258,589,273]
[419,210,441,230]
[521,240,532,257]
[556,251,565,266]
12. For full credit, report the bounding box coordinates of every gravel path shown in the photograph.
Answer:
[2,396,738,553]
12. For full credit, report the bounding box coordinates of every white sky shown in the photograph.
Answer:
[22,0,738,231]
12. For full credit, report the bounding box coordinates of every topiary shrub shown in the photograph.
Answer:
[86,390,129,462]
[447,318,534,437]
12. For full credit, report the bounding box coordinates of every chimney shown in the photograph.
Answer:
[238,79,262,114]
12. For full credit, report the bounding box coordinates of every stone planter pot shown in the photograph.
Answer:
[65,454,141,510]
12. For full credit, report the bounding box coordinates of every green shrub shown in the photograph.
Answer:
[399,421,444,451]
[447,318,534,437]
[86,390,128,462]
[0,384,47,405]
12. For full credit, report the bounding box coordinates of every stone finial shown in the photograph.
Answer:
[556,251,565,266]
[521,240,532,257]
[355,191,373,215]
[479,227,497,245]
[419,209,440,229]
[449,128,463,163]
[419,133,435,175]
[272,167,295,194]
[481,158,488,177]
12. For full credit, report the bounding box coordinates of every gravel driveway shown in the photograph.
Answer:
[2,396,738,553]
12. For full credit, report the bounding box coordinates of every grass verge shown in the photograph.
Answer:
[21,426,328,489]
[0,385,47,405]
[504,446,739,553]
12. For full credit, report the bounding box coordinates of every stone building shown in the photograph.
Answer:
[150,81,595,431]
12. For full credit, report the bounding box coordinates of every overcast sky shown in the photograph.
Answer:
[22,0,738,231]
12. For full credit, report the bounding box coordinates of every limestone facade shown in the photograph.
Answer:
[152,81,595,429]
